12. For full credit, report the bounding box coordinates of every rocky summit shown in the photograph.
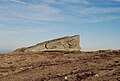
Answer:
[15,35,80,52]
[0,35,120,81]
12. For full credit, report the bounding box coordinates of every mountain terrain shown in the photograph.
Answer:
[0,50,120,81]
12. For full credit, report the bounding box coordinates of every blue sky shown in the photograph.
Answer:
[0,0,120,52]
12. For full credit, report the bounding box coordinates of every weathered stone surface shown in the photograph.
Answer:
[16,35,80,52]
[14,47,26,52]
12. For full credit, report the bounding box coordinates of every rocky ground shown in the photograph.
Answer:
[0,50,120,81]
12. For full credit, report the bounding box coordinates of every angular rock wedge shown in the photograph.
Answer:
[15,35,80,52]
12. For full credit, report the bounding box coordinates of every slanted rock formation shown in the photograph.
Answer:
[15,35,80,52]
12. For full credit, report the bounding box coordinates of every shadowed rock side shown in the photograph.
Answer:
[15,35,80,52]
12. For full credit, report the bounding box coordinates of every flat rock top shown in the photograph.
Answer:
[0,51,120,81]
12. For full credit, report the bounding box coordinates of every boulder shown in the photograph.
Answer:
[15,35,80,52]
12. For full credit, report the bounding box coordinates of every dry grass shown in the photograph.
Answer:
[0,50,120,81]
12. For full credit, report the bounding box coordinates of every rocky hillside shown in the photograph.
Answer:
[0,50,120,81]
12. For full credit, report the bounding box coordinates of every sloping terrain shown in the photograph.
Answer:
[0,50,120,81]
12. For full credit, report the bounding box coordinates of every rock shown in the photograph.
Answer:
[95,74,99,77]
[14,47,26,52]
[15,35,80,52]
[64,76,68,80]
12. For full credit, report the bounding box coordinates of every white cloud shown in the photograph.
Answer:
[2,0,29,4]
[87,16,120,23]
[14,5,64,22]
[112,0,120,2]
[66,0,88,3]
[10,0,26,3]
[0,31,16,38]
[0,1,66,23]
[47,0,89,4]
[8,0,89,4]
[22,29,50,33]
[0,29,50,38]
[61,5,120,23]
[0,0,120,24]
[66,6,120,15]
[61,0,86,3]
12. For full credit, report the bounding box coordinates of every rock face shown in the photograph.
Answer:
[16,35,80,52]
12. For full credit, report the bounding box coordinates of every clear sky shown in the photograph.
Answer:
[0,0,120,52]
